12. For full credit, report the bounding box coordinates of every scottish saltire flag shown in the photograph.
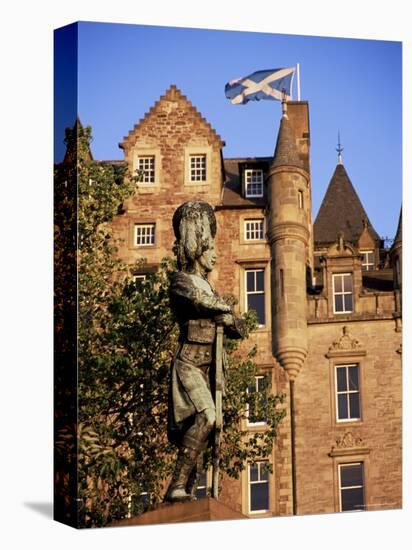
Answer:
[225,67,295,105]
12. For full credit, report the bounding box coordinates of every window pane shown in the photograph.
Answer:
[196,471,208,499]
[256,270,264,292]
[247,382,256,395]
[250,483,269,511]
[344,294,353,312]
[341,464,363,487]
[245,220,264,240]
[336,367,347,392]
[341,488,364,511]
[248,294,265,325]
[335,294,343,312]
[248,381,267,424]
[246,271,255,291]
[334,276,343,293]
[259,463,269,481]
[140,492,149,507]
[249,464,259,482]
[249,406,260,424]
[190,155,206,181]
[343,275,353,292]
[137,156,155,183]
[349,393,360,418]
[196,486,207,498]
[257,376,267,392]
[245,170,263,197]
[348,366,359,391]
[338,394,348,419]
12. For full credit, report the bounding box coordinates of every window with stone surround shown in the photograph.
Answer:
[339,462,365,512]
[246,375,268,426]
[244,169,264,198]
[245,269,265,326]
[184,146,212,186]
[244,219,264,241]
[136,155,155,183]
[248,462,270,513]
[332,273,353,314]
[361,250,375,271]
[135,223,156,246]
[189,154,207,182]
[335,364,361,422]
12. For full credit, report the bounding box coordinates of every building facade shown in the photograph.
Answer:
[108,85,402,517]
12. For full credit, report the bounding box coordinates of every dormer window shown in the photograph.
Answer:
[333,273,353,314]
[244,169,264,198]
[361,250,375,271]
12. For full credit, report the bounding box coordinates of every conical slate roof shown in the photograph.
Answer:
[271,114,303,169]
[393,208,402,244]
[314,163,379,245]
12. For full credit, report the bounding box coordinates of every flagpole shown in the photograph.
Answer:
[297,63,301,101]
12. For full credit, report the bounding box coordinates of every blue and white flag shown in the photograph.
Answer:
[225,67,295,105]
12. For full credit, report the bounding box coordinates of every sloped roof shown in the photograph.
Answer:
[362,269,394,292]
[220,157,271,208]
[314,163,380,245]
[119,85,224,150]
[393,208,402,244]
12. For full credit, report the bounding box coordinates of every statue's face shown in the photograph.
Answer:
[198,241,217,273]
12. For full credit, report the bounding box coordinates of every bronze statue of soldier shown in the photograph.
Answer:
[165,200,245,503]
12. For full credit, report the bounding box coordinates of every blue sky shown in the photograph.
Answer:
[55,21,402,240]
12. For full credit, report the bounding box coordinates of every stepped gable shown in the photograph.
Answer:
[271,113,304,170]
[119,84,225,150]
[314,163,380,245]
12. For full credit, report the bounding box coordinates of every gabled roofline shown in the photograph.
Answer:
[119,84,225,150]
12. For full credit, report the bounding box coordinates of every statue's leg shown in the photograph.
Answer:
[186,453,204,500]
[165,408,215,503]
[164,446,199,503]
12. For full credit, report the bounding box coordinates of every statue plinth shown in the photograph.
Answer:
[109,497,246,527]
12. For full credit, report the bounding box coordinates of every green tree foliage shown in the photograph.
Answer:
[55,125,285,528]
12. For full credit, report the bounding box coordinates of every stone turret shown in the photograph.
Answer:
[267,101,311,381]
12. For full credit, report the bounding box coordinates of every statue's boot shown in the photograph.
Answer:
[164,446,199,503]
[165,412,213,503]
[186,453,204,500]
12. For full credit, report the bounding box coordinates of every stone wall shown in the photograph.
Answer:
[295,319,402,514]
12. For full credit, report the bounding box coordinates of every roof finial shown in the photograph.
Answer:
[336,131,344,164]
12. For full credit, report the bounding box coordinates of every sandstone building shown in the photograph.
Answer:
[108,85,402,517]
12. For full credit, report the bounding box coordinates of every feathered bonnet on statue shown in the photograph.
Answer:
[165,200,245,503]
